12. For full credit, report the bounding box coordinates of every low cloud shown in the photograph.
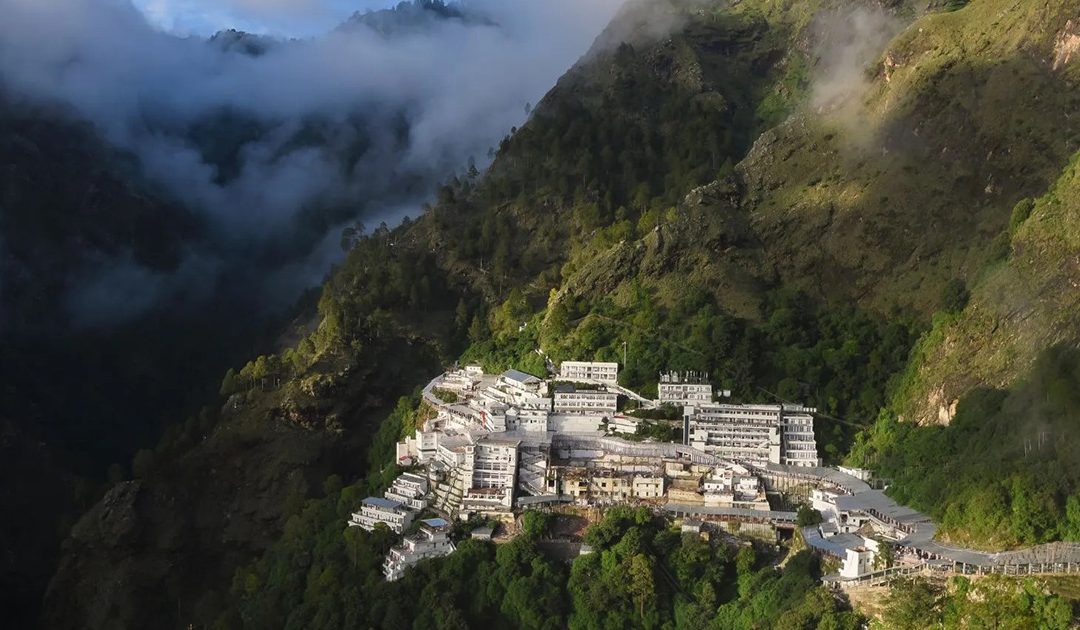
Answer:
[0,0,626,327]
[810,6,903,111]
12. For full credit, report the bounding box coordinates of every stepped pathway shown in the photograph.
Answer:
[432,466,465,516]
[517,449,548,496]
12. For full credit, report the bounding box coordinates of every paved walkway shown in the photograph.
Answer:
[766,463,1080,569]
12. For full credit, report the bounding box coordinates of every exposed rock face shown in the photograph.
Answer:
[928,385,958,425]
[1053,19,1080,70]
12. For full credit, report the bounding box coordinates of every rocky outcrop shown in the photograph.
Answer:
[1053,18,1080,70]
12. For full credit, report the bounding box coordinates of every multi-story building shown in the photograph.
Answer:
[479,407,507,433]
[702,464,769,509]
[349,497,414,534]
[506,406,550,432]
[498,369,547,397]
[552,384,619,414]
[657,371,714,407]
[466,435,519,495]
[460,486,513,515]
[780,409,819,467]
[556,469,665,503]
[384,472,429,511]
[559,361,619,384]
[683,403,819,467]
[589,471,632,501]
[436,432,471,468]
[607,415,641,435]
[632,475,665,499]
[382,518,456,581]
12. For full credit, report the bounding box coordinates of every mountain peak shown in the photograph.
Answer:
[339,0,489,37]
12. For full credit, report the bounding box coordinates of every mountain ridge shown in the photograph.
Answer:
[30,0,1080,626]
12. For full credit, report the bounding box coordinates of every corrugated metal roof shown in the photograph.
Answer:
[362,497,404,510]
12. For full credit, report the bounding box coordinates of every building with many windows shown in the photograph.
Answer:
[559,361,619,384]
[466,435,519,493]
[552,384,619,414]
[382,518,456,581]
[349,497,414,534]
[683,403,819,467]
[384,472,429,511]
[702,463,770,509]
[657,371,714,407]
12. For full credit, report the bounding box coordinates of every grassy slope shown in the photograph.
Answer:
[44,0,1080,625]
[868,2,1080,420]
[896,152,1080,425]
[738,0,1080,315]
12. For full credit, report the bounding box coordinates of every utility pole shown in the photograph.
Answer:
[623,341,628,368]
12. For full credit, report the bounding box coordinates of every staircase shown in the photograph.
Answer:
[432,466,466,516]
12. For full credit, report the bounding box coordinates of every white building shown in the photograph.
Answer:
[349,497,414,534]
[499,369,547,396]
[467,435,519,494]
[702,464,769,510]
[397,425,443,465]
[383,518,456,581]
[823,532,880,579]
[657,371,713,407]
[632,475,665,499]
[552,384,619,414]
[607,415,641,435]
[683,403,819,467]
[559,361,619,384]
[479,407,507,433]
[436,432,471,468]
[837,466,873,481]
[811,489,842,523]
[780,408,818,467]
[506,406,550,432]
[439,368,481,393]
[384,472,429,511]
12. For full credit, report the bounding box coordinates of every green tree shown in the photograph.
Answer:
[939,278,969,313]
[627,553,654,618]
[520,511,554,539]
[220,368,239,396]
[797,505,823,527]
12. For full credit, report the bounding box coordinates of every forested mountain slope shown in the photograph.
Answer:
[40,0,1080,627]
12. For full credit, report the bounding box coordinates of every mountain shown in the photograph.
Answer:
[339,0,483,37]
[26,0,1080,626]
[0,96,277,627]
[1,1,549,621]
[882,0,1080,425]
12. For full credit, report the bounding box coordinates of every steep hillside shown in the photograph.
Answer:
[41,0,1080,626]
[896,153,1080,425]
[738,0,1080,313]
[42,1,857,626]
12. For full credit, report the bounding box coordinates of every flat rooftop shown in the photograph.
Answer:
[502,369,542,384]
[363,497,404,510]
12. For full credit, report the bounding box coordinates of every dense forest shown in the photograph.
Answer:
[23,0,1080,627]
[850,345,1080,548]
[217,400,1077,629]
[221,497,861,629]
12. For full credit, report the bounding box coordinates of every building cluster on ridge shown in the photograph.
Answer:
[347,360,823,580]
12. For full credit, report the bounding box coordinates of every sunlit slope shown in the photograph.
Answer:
[736,0,1080,314]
